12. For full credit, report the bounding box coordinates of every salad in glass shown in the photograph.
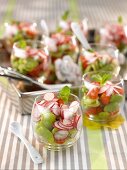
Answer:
[99,17,127,53]
[78,44,120,75]
[3,21,40,52]
[11,40,50,79]
[81,71,124,123]
[31,86,82,150]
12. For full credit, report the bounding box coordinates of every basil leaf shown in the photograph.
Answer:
[58,86,71,103]
[91,74,102,83]
[101,73,112,84]
[104,102,119,112]
[110,94,123,103]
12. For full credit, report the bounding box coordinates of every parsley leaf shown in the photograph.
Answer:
[18,40,27,49]
[58,86,71,103]
[62,10,70,21]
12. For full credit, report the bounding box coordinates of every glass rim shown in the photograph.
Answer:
[82,70,123,85]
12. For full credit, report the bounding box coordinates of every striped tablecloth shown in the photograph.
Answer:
[0,0,127,169]
[0,78,127,170]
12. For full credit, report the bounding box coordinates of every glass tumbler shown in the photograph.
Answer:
[81,71,125,123]
[11,40,50,79]
[31,91,82,151]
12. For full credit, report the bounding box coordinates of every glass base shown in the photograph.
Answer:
[87,114,119,124]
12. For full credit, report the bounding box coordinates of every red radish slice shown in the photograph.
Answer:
[76,116,82,130]
[37,100,45,105]
[60,119,73,126]
[69,101,79,113]
[62,110,74,119]
[54,130,69,144]
[58,121,73,130]
[73,115,80,128]
[54,121,65,130]
[51,103,60,116]
[44,92,54,101]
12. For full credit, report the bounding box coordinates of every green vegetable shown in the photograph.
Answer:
[87,48,94,53]
[41,111,56,130]
[81,96,100,108]
[104,102,119,112]
[110,94,123,103]
[11,57,39,74]
[35,122,54,143]
[98,112,110,120]
[52,128,59,134]
[69,128,77,138]
[18,40,27,49]
[58,86,71,103]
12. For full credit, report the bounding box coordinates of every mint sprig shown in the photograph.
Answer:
[91,73,112,85]
[58,86,70,103]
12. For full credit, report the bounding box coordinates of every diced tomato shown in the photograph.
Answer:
[100,92,110,105]
[80,56,88,69]
[54,139,66,144]
[57,99,64,106]
[85,107,98,116]
[28,62,44,77]
[85,106,102,116]
[87,88,99,99]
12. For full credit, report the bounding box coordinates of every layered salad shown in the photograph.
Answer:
[11,40,50,78]
[32,86,82,149]
[81,72,124,122]
[78,46,120,75]
[3,21,40,52]
[99,18,127,52]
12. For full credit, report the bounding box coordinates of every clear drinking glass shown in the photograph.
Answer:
[31,91,82,151]
[81,71,125,123]
[11,40,50,79]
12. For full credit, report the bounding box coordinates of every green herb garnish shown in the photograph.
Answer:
[58,86,71,103]
[91,73,112,85]
[62,10,70,21]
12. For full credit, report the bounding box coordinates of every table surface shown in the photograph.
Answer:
[0,0,127,170]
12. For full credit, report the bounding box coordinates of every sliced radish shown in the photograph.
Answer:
[37,100,45,105]
[54,130,69,144]
[58,121,73,130]
[60,119,73,127]
[76,116,82,130]
[51,103,60,116]
[54,121,65,130]
[73,115,80,128]
[44,92,54,101]
[69,101,79,113]
[62,109,74,119]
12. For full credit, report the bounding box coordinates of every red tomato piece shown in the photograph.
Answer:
[87,88,99,99]
[100,92,110,105]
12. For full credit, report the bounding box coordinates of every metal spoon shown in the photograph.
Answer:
[71,22,91,50]
[9,121,44,164]
[0,66,72,90]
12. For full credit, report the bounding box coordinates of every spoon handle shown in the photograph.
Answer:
[71,22,91,50]
[19,135,44,164]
